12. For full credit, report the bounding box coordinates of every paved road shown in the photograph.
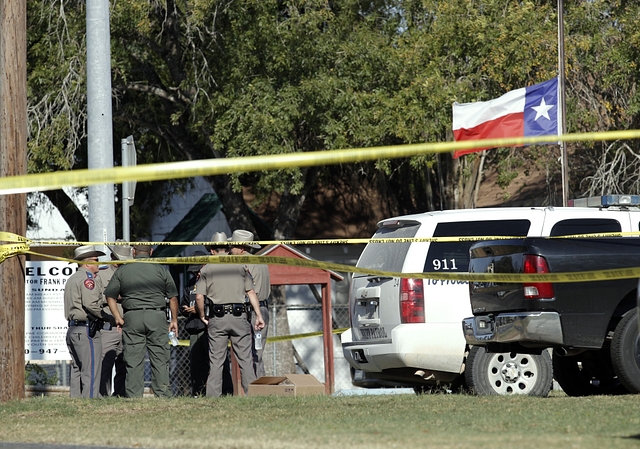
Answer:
[0,444,147,449]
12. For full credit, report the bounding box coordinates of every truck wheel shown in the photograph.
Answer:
[552,348,628,396]
[465,346,552,396]
[611,308,640,393]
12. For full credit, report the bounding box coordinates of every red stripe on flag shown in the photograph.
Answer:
[453,112,524,158]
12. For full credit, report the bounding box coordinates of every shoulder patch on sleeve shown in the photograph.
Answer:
[83,278,96,290]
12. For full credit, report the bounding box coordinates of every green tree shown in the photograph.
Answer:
[27,0,640,239]
[27,0,90,240]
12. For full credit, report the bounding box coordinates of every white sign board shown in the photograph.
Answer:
[25,261,75,360]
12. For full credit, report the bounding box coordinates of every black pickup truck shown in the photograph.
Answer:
[462,237,640,396]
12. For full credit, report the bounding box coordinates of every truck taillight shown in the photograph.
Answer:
[523,255,555,300]
[400,278,425,323]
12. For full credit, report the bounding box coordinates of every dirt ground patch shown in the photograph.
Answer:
[476,165,555,208]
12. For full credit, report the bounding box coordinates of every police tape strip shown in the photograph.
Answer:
[17,248,640,283]
[5,230,640,282]
[5,230,640,249]
[0,243,31,262]
[174,327,349,347]
[263,328,348,343]
[1,130,640,195]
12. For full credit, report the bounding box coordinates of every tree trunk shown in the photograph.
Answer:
[208,175,258,235]
[0,0,27,401]
[462,152,486,209]
[43,190,88,241]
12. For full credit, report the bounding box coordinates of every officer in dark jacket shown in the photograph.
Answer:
[104,239,179,398]
[180,250,209,396]
[64,245,106,398]
[196,232,265,397]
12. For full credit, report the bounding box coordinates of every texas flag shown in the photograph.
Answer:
[452,78,559,158]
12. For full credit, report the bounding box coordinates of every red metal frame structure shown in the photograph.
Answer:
[231,244,344,395]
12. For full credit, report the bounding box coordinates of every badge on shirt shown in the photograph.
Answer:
[84,272,95,290]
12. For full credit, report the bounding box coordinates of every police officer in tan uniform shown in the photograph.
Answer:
[228,229,271,378]
[196,232,265,397]
[64,245,106,398]
[98,240,132,397]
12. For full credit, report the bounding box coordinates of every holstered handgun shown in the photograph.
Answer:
[88,319,103,338]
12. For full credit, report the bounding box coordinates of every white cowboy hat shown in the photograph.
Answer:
[73,245,106,261]
[228,229,261,249]
[206,232,229,251]
[107,239,133,261]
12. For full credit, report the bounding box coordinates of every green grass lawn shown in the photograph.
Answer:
[0,392,639,448]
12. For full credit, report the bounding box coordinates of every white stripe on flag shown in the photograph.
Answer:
[452,87,526,130]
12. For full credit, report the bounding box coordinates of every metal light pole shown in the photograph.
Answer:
[558,0,569,206]
[86,0,115,251]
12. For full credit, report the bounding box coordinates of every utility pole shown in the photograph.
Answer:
[87,0,115,251]
[558,0,569,206]
[0,0,27,401]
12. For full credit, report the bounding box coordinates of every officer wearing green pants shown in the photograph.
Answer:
[105,239,179,398]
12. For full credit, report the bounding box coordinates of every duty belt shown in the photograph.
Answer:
[211,303,247,318]
[123,307,166,314]
[68,319,89,327]
[258,300,268,308]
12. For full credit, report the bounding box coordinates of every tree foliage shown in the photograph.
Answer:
[25,0,640,241]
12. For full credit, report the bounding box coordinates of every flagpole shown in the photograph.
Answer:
[558,0,569,206]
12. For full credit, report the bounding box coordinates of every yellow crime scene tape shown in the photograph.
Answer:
[0,130,639,195]
[174,328,349,347]
[4,230,640,283]
[9,242,640,284]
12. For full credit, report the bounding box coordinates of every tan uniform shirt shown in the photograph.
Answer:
[195,264,253,304]
[64,266,104,321]
[245,262,270,301]
[98,265,124,318]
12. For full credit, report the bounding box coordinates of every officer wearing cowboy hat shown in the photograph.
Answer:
[195,232,265,397]
[228,229,271,378]
[63,244,106,398]
[97,240,132,397]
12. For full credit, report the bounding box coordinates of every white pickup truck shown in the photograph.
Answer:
[341,195,640,396]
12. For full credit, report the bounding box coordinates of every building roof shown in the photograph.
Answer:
[152,192,223,258]
[257,243,344,285]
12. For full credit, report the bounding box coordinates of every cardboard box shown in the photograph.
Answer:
[248,374,325,397]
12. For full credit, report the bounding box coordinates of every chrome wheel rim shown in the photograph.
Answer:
[486,352,540,395]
